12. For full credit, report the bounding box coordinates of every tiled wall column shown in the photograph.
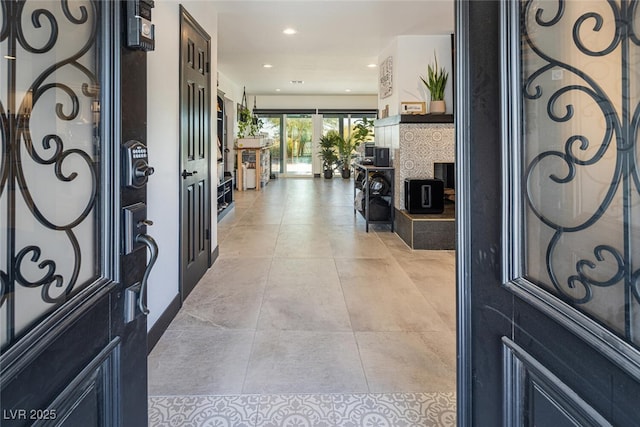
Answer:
[396,123,455,209]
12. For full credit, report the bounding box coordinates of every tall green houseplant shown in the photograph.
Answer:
[336,134,358,179]
[318,131,339,179]
[352,117,375,145]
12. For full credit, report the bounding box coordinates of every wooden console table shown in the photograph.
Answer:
[235,146,270,191]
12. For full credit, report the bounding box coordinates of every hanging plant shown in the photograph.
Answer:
[237,106,263,138]
[237,87,263,138]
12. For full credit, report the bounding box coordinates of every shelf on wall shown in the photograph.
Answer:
[375,114,454,126]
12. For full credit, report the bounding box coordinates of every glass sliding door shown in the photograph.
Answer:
[284,114,313,175]
[257,113,313,176]
[323,116,340,135]
[255,111,376,178]
[261,115,282,177]
[323,113,376,141]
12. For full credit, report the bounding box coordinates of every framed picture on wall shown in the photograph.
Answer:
[379,56,393,99]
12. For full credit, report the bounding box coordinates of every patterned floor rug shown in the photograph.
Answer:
[148,392,456,427]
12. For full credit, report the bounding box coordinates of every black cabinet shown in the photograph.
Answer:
[217,177,233,220]
[217,92,233,220]
[354,163,395,232]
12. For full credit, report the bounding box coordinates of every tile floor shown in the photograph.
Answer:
[148,177,457,426]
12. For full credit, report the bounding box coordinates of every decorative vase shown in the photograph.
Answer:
[323,169,333,179]
[430,100,446,114]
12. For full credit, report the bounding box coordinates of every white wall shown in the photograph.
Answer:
[379,35,453,116]
[377,38,399,117]
[146,0,218,330]
[246,94,377,110]
[217,71,243,145]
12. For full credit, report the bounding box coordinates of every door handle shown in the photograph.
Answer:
[122,203,158,323]
[123,232,158,322]
[182,169,198,179]
[135,233,158,316]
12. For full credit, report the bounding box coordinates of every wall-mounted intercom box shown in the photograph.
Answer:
[126,0,155,51]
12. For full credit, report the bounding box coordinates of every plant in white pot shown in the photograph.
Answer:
[421,53,449,114]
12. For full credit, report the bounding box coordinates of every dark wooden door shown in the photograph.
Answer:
[179,6,211,301]
[1,1,151,426]
[457,1,640,426]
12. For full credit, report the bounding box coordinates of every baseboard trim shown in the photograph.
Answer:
[149,245,219,353]
[210,244,219,266]
[148,294,181,354]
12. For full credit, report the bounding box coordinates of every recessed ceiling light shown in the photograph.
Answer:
[290,80,304,84]
[367,63,377,68]
[283,28,297,35]
[263,64,273,68]
[276,88,281,92]
[345,89,352,92]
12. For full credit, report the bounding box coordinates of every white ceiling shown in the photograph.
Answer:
[212,1,454,96]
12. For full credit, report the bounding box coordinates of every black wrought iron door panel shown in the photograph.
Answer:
[0,0,100,350]
[516,0,640,346]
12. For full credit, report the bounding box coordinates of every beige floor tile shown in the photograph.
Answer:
[219,224,280,257]
[337,258,449,332]
[197,256,273,288]
[257,258,351,331]
[243,331,368,394]
[342,282,449,332]
[280,210,327,225]
[149,177,457,399]
[217,206,247,228]
[329,227,392,258]
[168,258,271,330]
[356,331,456,393]
[274,225,333,258]
[148,329,255,395]
[335,257,410,286]
[267,257,341,287]
[236,208,285,225]
[420,331,457,371]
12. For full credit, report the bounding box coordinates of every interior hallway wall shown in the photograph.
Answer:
[146,0,218,330]
[378,35,453,116]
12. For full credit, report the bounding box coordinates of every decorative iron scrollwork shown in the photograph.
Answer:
[522,0,640,342]
[1,0,100,350]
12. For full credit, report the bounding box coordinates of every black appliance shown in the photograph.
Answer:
[434,162,455,189]
[374,147,390,167]
[404,179,444,214]
[364,143,376,157]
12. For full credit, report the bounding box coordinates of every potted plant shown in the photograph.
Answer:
[318,131,339,179]
[352,117,375,145]
[421,53,448,114]
[336,118,374,179]
[336,134,359,179]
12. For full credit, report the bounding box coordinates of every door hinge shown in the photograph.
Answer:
[205,229,210,240]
